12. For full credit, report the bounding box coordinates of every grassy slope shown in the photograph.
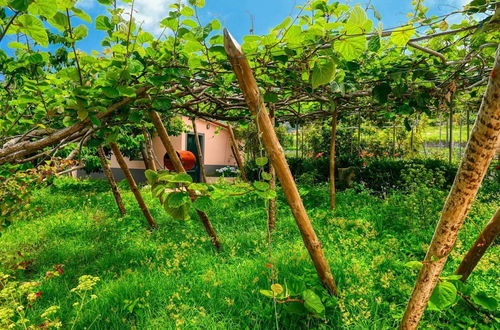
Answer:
[0,178,498,329]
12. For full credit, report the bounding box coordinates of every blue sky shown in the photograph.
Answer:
[1,0,470,53]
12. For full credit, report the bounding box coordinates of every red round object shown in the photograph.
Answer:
[164,150,196,171]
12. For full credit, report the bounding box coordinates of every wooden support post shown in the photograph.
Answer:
[109,142,157,229]
[143,128,156,171]
[456,208,500,282]
[268,104,277,232]
[227,124,247,182]
[149,111,221,250]
[191,118,207,183]
[466,107,470,141]
[97,147,126,216]
[400,45,500,330]
[329,102,338,210]
[449,106,453,164]
[224,29,338,296]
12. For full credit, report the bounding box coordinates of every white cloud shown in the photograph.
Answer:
[120,0,185,36]
[77,0,95,9]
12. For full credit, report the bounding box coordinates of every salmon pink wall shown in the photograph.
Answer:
[110,116,237,171]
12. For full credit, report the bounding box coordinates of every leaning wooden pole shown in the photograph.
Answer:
[329,102,338,210]
[97,147,127,216]
[143,128,156,171]
[400,45,500,330]
[224,29,338,296]
[227,124,247,182]
[149,111,221,250]
[455,207,500,282]
[268,104,277,232]
[109,142,157,229]
[191,118,208,183]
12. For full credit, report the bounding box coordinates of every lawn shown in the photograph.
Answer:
[0,177,498,329]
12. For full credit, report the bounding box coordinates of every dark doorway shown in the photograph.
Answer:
[186,133,204,182]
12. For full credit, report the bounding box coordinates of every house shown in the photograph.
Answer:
[82,116,240,183]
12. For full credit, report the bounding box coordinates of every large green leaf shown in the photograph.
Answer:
[166,192,190,208]
[346,5,372,32]
[372,83,392,104]
[390,25,415,46]
[192,196,213,212]
[311,58,336,89]
[303,290,325,315]
[28,0,58,18]
[428,281,457,311]
[95,15,112,31]
[17,14,49,47]
[471,292,498,311]
[334,36,366,61]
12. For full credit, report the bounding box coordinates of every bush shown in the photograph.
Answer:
[245,156,457,193]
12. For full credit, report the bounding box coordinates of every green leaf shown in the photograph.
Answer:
[372,83,391,104]
[311,57,336,89]
[253,181,270,191]
[334,36,366,61]
[7,41,27,49]
[390,25,415,46]
[117,86,136,97]
[404,261,423,271]
[471,292,498,311]
[9,0,31,11]
[188,183,208,191]
[145,169,159,185]
[428,281,457,311]
[166,192,190,208]
[180,6,194,17]
[192,196,213,211]
[264,91,278,103]
[77,109,88,120]
[367,36,380,52]
[71,7,92,23]
[255,157,268,166]
[73,25,88,40]
[95,15,112,30]
[136,31,154,44]
[259,289,275,298]
[89,115,101,127]
[261,172,272,180]
[303,290,325,315]
[29,0,58,18]
[346,5,372,32]
[17,14,49,47]
[170,173,193,184]
[271,284,283,296]
[164,200,191,220]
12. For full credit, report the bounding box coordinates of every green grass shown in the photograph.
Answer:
[0,177,498,329]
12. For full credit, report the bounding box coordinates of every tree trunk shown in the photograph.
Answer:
[109,142,156,229]
[0,87,149,165]
[449,106,453,164]
[97,147,127,216]
[400,45,500,330]
[227,124,247,182]
[143,128,156,171]
[456,208,500,282]
[148,111,221,250]
[329,102,338,210]
[191,118,207,183]
[268,104,277,232]
[224,29,338,296]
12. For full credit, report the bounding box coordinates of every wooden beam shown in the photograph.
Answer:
[224,28,338,296]
[149,111,221,250]
[98,147,127,216]
[400,45,500,330]
[191,118,208,183]
[227,124,247,182]
[110,142,156,229]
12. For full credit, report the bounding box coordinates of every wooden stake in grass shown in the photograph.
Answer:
[400,45,500,330]
[329,101,338,210]
[143,128,156,171]
[224,28,338,296]
[455,207,500,282]
[110,142,157,229]
[191,118,207,183]
[97,147,126,216]
[268,104,277,232]
[149,111,221,250]
[227,124,247,182]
